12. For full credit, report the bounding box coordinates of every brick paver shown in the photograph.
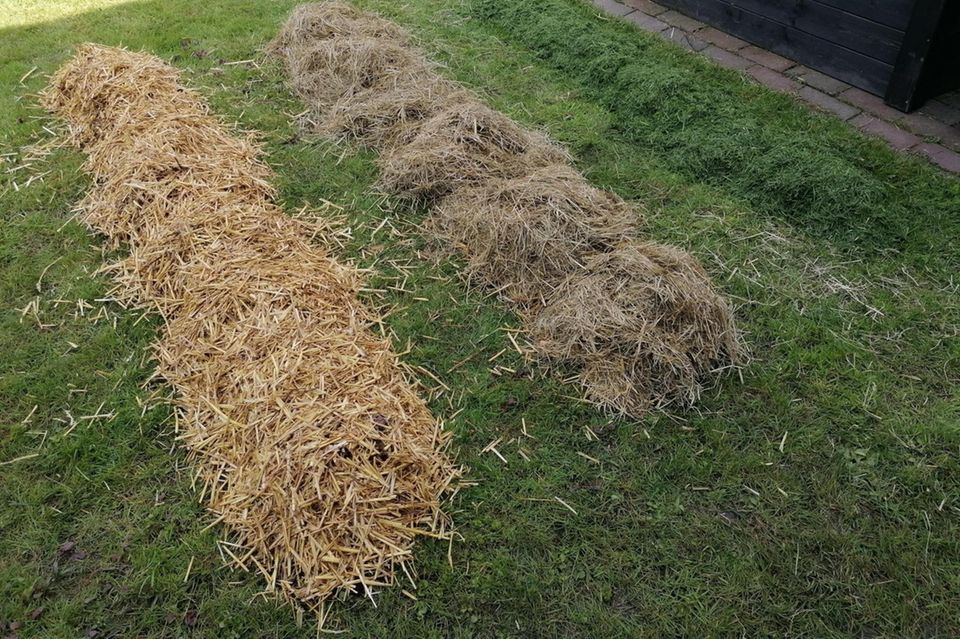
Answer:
[918,100,960,126]
[915,143,960,173]
[747,65,800,94]
[850,115,921,150]
[798,86,860,121]
[591,0,633,17]
[899,113,960,151]
[740,46,793,72]
[624,10,668,33]
[698,26,748,51]
[785,66,850,96]
[839,88,905,121]
[659,27,707,51]
[593,0,960,174]
[659,9,704,32]
[623,0,667,14]
[702,45,751,71]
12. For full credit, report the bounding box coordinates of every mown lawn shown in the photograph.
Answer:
[1,0,958,637]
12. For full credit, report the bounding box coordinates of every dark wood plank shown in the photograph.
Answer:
[886,0,956,111]
[921,2,960,100]
[660,0,894,94]
[815,0,914,30]
[723,0,904,63]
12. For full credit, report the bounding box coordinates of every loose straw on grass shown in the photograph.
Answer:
[42,43,459,621]
[271,2,741,418]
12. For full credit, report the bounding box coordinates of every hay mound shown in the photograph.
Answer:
[43,43,458,619]
[431,165,639,305]
[283,36,434,109]
[530,242,739,415]
[377,100,569,199]
[268,0,409,57]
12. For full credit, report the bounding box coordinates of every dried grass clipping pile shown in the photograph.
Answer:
[269,2,451,147]
[42,43,459,619]
[377,101,570,199]
[272,2,740,417]
[530,243,739,415]
[269,1,410,54]
[431,165,636,306]
[283,37,434,110]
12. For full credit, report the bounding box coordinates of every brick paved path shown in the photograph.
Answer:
[592,0,960,175]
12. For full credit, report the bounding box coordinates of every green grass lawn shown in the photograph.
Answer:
[1,0,958,637]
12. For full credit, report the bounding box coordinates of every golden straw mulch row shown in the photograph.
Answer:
[42,43,459,619]
[270,2,741,417]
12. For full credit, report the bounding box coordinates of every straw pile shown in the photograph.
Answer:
[271,2,740,417]
[270,1,410,52]
[43,43,458,618]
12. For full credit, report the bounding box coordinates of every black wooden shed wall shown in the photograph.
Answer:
[656,0,913,96]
